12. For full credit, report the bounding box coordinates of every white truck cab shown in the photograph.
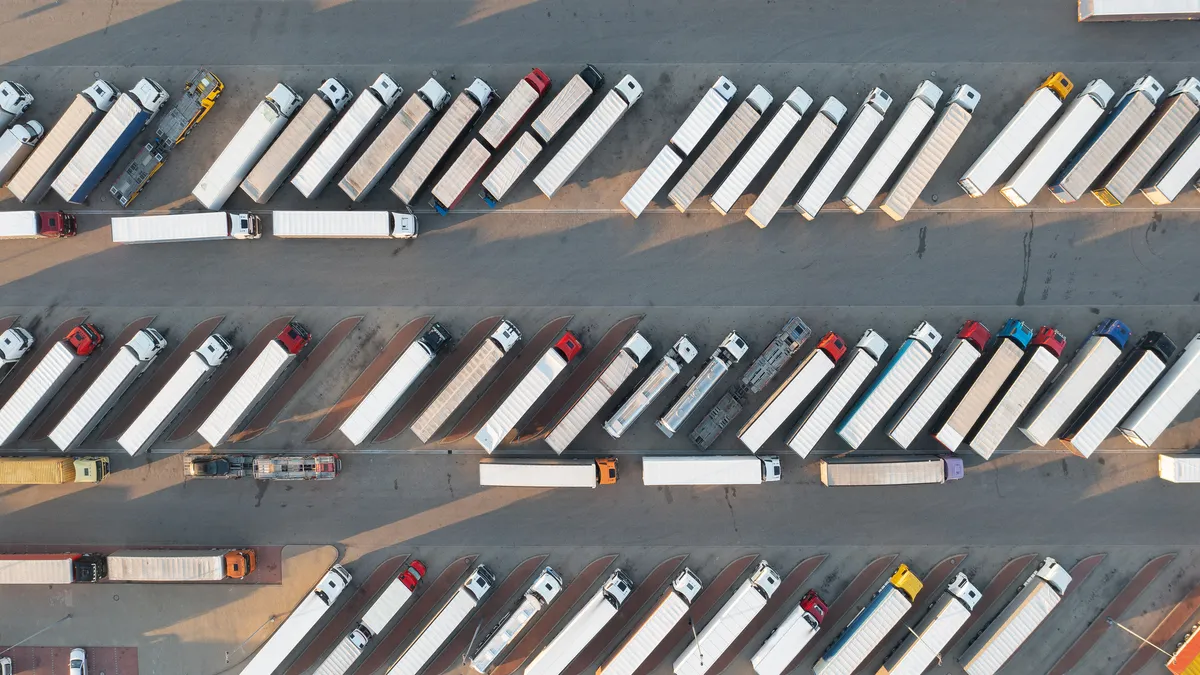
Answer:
[0,327,34,363]
[319,78,353,112]
[466,79,497,108]
[370,73,404,107]
[392,211,419,239]
[230,213,262,239]
[130,78,169,114]
[419,78,452,109]
[760,456,782,482]
[0,81,34,127]
[129,328,168,360]
[268,83,304,117]
[720,332,751,361]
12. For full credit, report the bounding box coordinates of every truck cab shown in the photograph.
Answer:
[230,213,262,239]
[318,78,353,112]
[0,81,33,120]
[267,83,304,118]
[761,456,782,482]
[602,569,634,606]
[130,78,169,116]
[392,211,419,239]
[277,322,311,354]
[1031,326,1067,356]
[72,457,109,483]
[816,332,848,361]
[66,323,103,356]
[889,564,924,600]
[73,553,107,582]
[0,327,33,364]
[554,332,583,361]
[82,80,119,112]
[720,332,750,361]
[37,211,77,237]
[419,323,451,354]
[799,589,828,623]
[369,73,404,107]
[466,78,497,108]
[185,454,250,478]
[129,328,167,360]
[400,560,427,590]
[224,549,257,578]
[1033,557,1071,594]
[418,78,452,110]
[596,457,618,485]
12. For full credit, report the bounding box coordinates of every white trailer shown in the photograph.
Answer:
[746,97,845,228]
[340,324,450,446]
[604,336,698,438]
[881,85,981,221]
[478,458,616,488]
[814,566,923,675]
[674,561,781,675]
[969,328,1065,459]
[526,570,634,675]
[105,549,246,582]
[819,455,964,486]
[119,335,231,456]
[0,327,34,385]
[391,79,494,205]
[1159,454,1200,482]
[657,332,748,437]
[1080,0,1200,20]
[0,338,94,447]
[788,330,889,457]
[1051,75,1164,203]
[837,322,941,449]
[0,121,44,184]
[844,81,942,214]
[888,321,990,449]
[0,554,102,584]
[642,455,782,486]
[960,558,1071,675]
[387,565,495,675]
[111,212,260,244]
[1121,333,1200,446]
[239,565,352,675]
[600,570,702,675]
[50,328,166,451]
[546,332,651,453]
[340,78,450,202]
[796,87,892,220]
[411,321,521,443]
[271,210,417,239]
[0,211,73,239]
[934,319,1033,452]
[960,73,1073,197]
[536,75,643,198]
[475,333,581,452]
[1144,122,1200,204]
[880,573,981,675]
[313,561,424,675]
[750,591,827,675]
[710,87,812,215]
[739,333,846,453]
[471,568,563,674]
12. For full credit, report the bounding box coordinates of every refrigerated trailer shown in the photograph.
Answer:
[387,565,495,675]
[819,455,964,486]
[313,561,425,675]
[1120,333,1200,446]
[106,549,255,582]
[969,327,1065,459]
[642,455,781,485]
[536,74,643,198]
[880,573,981,675]
[526,570,633,675]
[111,212,260,243]
[837,322,940,449]
[814,565,923,675]
[888,320,990,448]
[478,458,617,488]
[657,332,748,438]
[604,335,698,438]
[960,558,1070,675]
[471,568,563,674]
[1080,0,1200,20]
[1159,454,1200,482]
[739,332,846,453]
[746,97,845,228]
[599,570,703,675]
[750,590,827,675]
[709,87,812,215]
[796,87,892,220]
[271,211,417,239]
[0,324,102,447]
[844,80,942,214]
[0,210,76,239]
[475,332,582,452]
[674,561,781,675]
[546,332,651,453]
[0,122,44,185]
[0,553,106,584]
[391,79,494,205]
[788,330,888,457]
[240,565,352,675]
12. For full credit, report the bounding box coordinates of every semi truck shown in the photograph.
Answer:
[750,590,827,675]
[387,565,496,675]
[192,83,302,210]
[599,570,703,675]
[1001,79,1114,207]
[668,84,774,213]
[52,79,168,204]
[184,453,338,480]
[642,455,782,486]
[119,334,232,455]
[657,331,748,438]
[475,332,582,453]
[710,87,812,215]
[746,97,846,228]
[739,332,846,453]
[241,78,351,204]
[814,565,923,675]
[313,561,426,675]
[621,76,738,218]
[482,66,604,206]
[106,549,255,582]
[1159,454,1200,482]
[960,72,1073,197]
[271,211,417,239]
[535,74,643,198]
[788,330,889,457]
[674,561,781,675]
[111,212,260,244]
[198,322,311,447]
[0,122,44,185]
[843,80,943,215]
[50,328,167,451]
[934,318,1033,452]
[796,87,892,220]
[0,210,76,239]
[1121,333,1200,446]
[968,326,1066,459]
[411,320,521,443]
[292,73,402,198]
[0,326,34,384]
[471,568,563,674]
[239,565,352,675]
[888,321,990,449]
[1020,318,1129,446]
[960,558,1071,675]
[819,455,964,486]
[1062,331,1175,457]
[880,84,981,221]
[604,335,698,439]
[0,456,109,484]
[1051,75,1164,203]
[879,573,981,675]
[339,324,450,445]
[339,78,450,202]
[545,332,651,453]
[6,80,117,204]
[837,322,941,449]
[0,323,103,447]
[478,457,617,488]
[526,570,633,675]
[0,81,34,128]
[0,553,106,584]
[391,78,494,205]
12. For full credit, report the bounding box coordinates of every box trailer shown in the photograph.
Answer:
[475,332,582,452]
[599,570,703,675]
[119,334,231,455]
[604,335,698,439]
[0,324,102,447]
[796,87,892,220]
[815,565,923,675]
[271,210,417,239]
[198,322,311,447]
[788,330,889,457]
[1159,454,1200,482]
[751,590,827,675]
[526,571,633,675]
[239,565,352,675]
[1051,75,1164,203]
[674,561,781,675]
[880,573,981,675]
[642,455,781,486]
[313,561,426,675]
[1144,119,1200,204]
[960,73,1073,197]
[819,455,964,486]
[253,454,339,480]
[50,328,166,451]
[657,332,748,438]
[106,549,255,582]
[1121,332,1200,446]
[546,332,651,453]
[0,121,44,185]
[710,87,812,215]
[411,321,521,443]
[837,322,941,449]
[888,321,990,449]
[881,85,981,220]
[535,74,643,198]
[471,568,563,674]
[960,558,1070,675]
[192,83,302,210]
[387,565,495,675]
[968,326,1066,459]
[0,327,34,385]
[241,78,351,204]
[111,212,260,243]
[0,553,106,584]
[739,333,846,453]
[0,456,108,484]
[844,80,943,214]
[478,457,617,488]
[746,97,846,228]
[0,210,77,239]
[391,79,494,205]
[934,318,1033,452]
[1079,0,1200,20]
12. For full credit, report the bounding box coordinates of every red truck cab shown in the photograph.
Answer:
[66,323,103,356]
[39,211,77,237]
[799,589,829,624]
[399,560,427,590]
[553,331,583,361]
[277,322,311,355]
[1031,325,1067,357]
[957,320,992,352]
[525,68,552,95]
[816,332,847,362]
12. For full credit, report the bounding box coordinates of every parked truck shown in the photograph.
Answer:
[183,453,338,480]
[535,74,643,198]
[819,455,964,486]
[604,336,698,439]
[1159,454,1200,483]
[1144,119,1200,205]
[888,321,990,449]
[0,326,34,385]
[796,87,892,220]
[111,212,261,244]
[837,322,941,449]
[0,122,44,185]
[198,322,311,447]
[711,87,812,215]
[0,553,106,584]
[52,79,168,204]
[960,558,1071,675]
[1120,333,1200,447]
[880,573,981,675]
[478,457,617,488]
[746,97,846,228]
[642,455,782,486]
[788,330,889,457]
[739,332,846,453]
[844,81,943,214]
[119,334,232,455]
[934,319,1033,452]
[387,565,495,675]
[106,549,255,582]
[546,332,651,453]
[0,323,103,447]
[239,565,352,675]
[599,570,703,675]
[657,331,748,438]
[313,561,426,675]
[271,210,417,239]
[411,320,521,443]
[0,81,33,128]
[0,210,76,239]
[815,565,923,675]
[192,83,302,210]
[674,561,781,675]
[241,78,351,204]
[339,78,450,202]
[50,328,167,451]
[960,72,1073,197]
[0,456,109,484]
[750,590,827,675]
[475,332,582,453]
[391,79,494,205]
[968,326,1066,459]
[471,568,563,674]
[526,570,633,675]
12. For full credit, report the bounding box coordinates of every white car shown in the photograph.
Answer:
[69,648,87,675]
[1,655,12,675]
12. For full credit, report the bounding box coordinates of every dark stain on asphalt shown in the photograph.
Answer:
[1016,218,1033,306]
[254,480,269,507]
[916,225,927,259]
